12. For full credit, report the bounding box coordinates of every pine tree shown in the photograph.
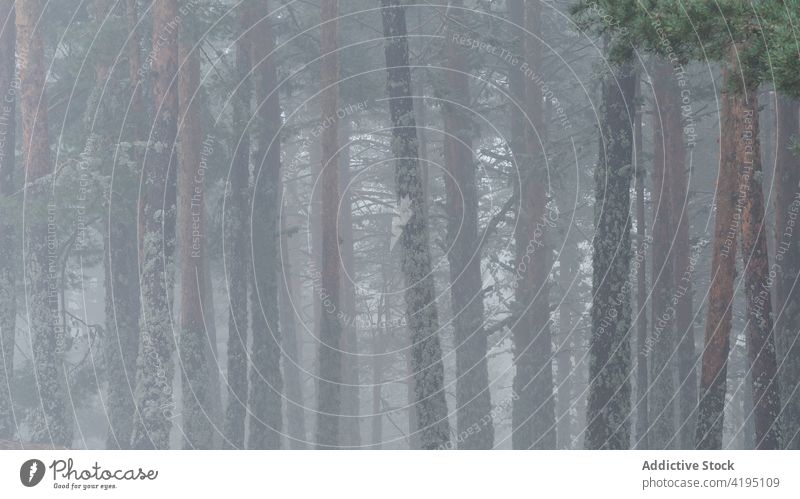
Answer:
[440,0,494,449]
[248,0,283,449]
[222,0,253,450]
[178,35,212,449]
[381,0,450,450]
[0,0,15,441]
[585,60,635,450]
[131,0,180,449]
[18,0,72,447]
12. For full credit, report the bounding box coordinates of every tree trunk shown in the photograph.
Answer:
[222,0,252,450]
[556,239,577,449]
[648,60,676,449]
[248,1,283,449]
[177,40,212,449]
[585,61,635,450]
[633,76,648,449]
[736,89,781,450]
[280,211,307,448]
[130,0,179,449]
[506,0,557,450]
[441,0,494,449]
[381,0,450,449]
[99,0,141,449]
[315,0,343,449]
[669,80,697,451]
[0,0,15,441]
[774,95,800,449]
[18,0,72,447]
[339,119,361,448]
[695,59,742,450]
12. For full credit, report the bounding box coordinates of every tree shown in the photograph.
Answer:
[506,0,557,450]
[178,35,212,449]
[18,0,72,447]
[130,0,180,449]
[381,0,450,450]
[440,0,494,449]
[648,58,677,449]
[633,75,648,449]
[315,0,343,449]
[98,0,142,450]
[0,0,15,440]
[248,0,283,449]
[339,119,361,448]
[223,0,253,449]
[774,96,800,449]
[585,58,635,450]
[694,54,741,449]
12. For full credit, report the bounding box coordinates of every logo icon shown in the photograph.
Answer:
[20,459,45,487]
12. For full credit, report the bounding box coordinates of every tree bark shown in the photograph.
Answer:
[99,0,141,449]
[669,79,697,451]
[736,88,781,450]
[18,0,72,447]
[177,39,212,449]
[585,61,635,450]
[441,0,494,449]
[381,0,450,449]
[633,76,648,449]
[248,0,283,449]
[774,95,800,449]
[648,60,676,449]
[695,59,742,450]
[0,0,15,441]
[222,0,252,450]
[130,0,179,449]
[315,0,343,449]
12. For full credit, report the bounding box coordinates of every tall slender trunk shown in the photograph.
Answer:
[248,1,283,449]
[0,0,16,440]
[130,0,179,450]
[507,0,556,450]
[280,211,307,448]
[222,0,252,450]
[18,0,72,447]
[633,76,648,449]
[100,0,141,449]
[381,0,450,449]
[669,80,696,451]
[339,119,361,448]
[736,88,781,450]
[178,40,212,449]
[585,61,635,450]
[556,240,577,449]
[648,60,676,449]
[441,0,493,449]
[695,59,743,449]
[315,0,343,449]
[774,96,800,449]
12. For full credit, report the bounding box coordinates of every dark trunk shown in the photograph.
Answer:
[648,60,676,449]
[0,0,14,441]
[18,0,72,447]
[381,0,450,449]
[222,0,252,450]
[774,96,800,449]
[178,41,212,449]
[248,1,283,449]
[315,0,343,449]
[585,61,635,450]
[441,0,493,449]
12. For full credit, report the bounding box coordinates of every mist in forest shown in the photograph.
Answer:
[0,0,798,450]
